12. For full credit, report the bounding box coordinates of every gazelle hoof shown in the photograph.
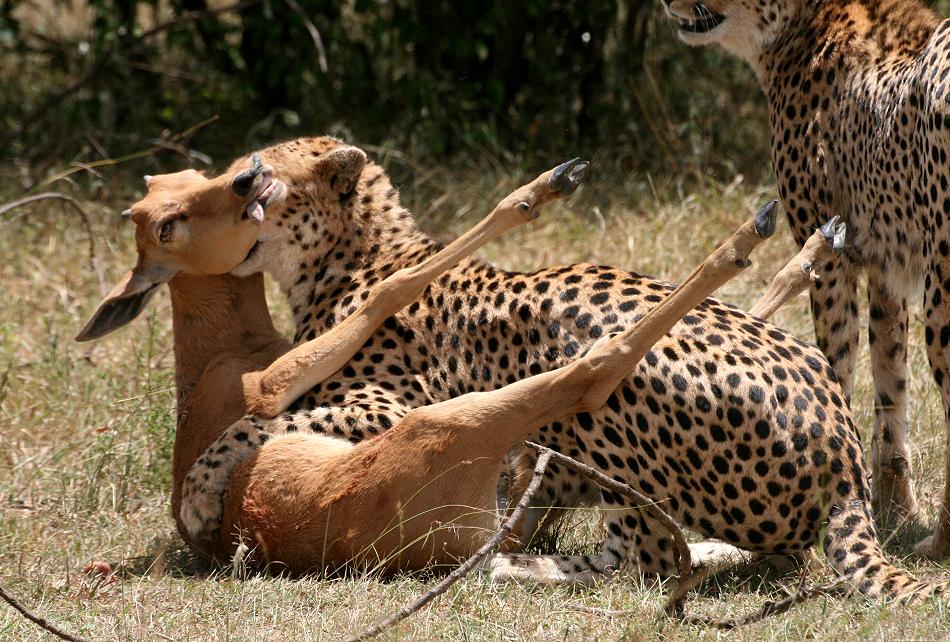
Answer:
[549,157,590,195]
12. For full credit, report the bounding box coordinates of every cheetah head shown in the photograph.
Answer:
[75,155,287,341]
[661,0,804,63]
[228,137,369,283]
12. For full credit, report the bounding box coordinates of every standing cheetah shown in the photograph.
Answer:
[142,136,947,599]
[663,0,950,558]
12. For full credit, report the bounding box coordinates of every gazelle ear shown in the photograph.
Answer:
[318,146,367,196]
[75,265,174,341]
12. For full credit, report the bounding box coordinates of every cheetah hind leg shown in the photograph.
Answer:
[487,506,752,586]
[485,542,753,587]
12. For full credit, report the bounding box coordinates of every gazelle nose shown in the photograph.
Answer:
[231,153,264,197]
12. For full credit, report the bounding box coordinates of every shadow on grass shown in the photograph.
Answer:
[877,514,932,557]
[119,536,214,580]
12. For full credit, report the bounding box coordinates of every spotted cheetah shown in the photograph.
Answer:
[662,0,950,558]
[163,136,946,599]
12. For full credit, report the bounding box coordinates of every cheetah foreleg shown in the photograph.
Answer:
[179,415,279,545]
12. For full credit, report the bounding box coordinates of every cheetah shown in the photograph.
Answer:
[662,0,950,558]
[140,136,947,599]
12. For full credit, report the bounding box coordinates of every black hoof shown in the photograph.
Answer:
[754,200,779,239]
[550,157,590,195]
[819,215,847,253]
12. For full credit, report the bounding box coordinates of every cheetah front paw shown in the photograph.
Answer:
[179,467,229,546]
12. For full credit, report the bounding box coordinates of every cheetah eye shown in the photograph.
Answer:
[159,220,175,243]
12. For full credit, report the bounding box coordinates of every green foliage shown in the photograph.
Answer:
[0,0,770,183]
[4,0,948,183]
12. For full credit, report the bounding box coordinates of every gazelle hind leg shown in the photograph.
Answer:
[180,401,407,544]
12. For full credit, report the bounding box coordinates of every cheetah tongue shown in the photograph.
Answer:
[245,201,265,225]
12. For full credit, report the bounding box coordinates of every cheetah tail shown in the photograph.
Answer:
[823,498,950,602]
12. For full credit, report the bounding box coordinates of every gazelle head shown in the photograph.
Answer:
[76,154,287,341]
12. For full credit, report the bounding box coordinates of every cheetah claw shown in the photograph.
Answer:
[754,200,778,239]
[549,157,590,195]
[819,215,847,253]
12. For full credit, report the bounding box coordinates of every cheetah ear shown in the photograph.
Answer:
[75,264,176,342]
[319,146,367,196]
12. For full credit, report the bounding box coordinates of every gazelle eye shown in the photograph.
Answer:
[159,220,175,242]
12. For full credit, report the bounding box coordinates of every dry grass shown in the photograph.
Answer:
[3,166,950,641]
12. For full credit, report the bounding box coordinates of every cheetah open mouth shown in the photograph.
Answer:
[672,3,726,35]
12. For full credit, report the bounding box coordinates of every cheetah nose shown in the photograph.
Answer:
[231,153,265,197]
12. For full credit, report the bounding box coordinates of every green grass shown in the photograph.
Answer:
[3,167,950,641]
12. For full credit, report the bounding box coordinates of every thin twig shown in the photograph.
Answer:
[564,602,637,616]
[15,0,260,136]
[37,115,219,188]
[0,192,104,293]
[343,450,553,642]
[281,0,329,72]
[0,581,94,642]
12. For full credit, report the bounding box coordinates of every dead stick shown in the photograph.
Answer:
[0,581,94,642]
[750,216,846,319]
[681,577,847,629]
[343,450,553,642]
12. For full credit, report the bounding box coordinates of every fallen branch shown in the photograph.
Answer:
[0,581,94,642]
[343,450,553,642]
[750,216,846,319]
[0,192,104,293]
